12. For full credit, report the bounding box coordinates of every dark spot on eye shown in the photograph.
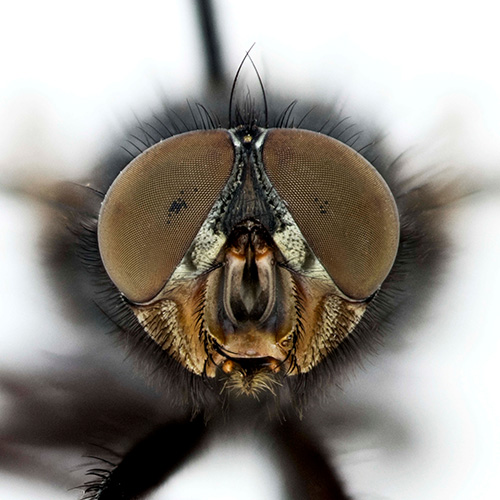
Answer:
[312,196,328,214]
[168,198,188,215]
[180,190,185,195]
[193,187,199,192]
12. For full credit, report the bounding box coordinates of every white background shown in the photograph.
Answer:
[1,0,499,498]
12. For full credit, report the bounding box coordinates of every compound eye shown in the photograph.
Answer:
[98,130,234,303]
[262,129,399,300]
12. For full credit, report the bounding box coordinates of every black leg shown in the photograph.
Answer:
[83,415,206,500]
[273,419,352,500]
[194,0,225,88]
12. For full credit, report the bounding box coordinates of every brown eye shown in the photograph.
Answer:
[262,129,399,300]
[98,130,234,303]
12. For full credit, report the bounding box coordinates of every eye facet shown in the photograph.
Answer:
[262,128,399,300]
[98,130,235,303]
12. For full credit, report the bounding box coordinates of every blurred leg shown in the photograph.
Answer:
[273,420,352,500]
[84,416,206,500]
